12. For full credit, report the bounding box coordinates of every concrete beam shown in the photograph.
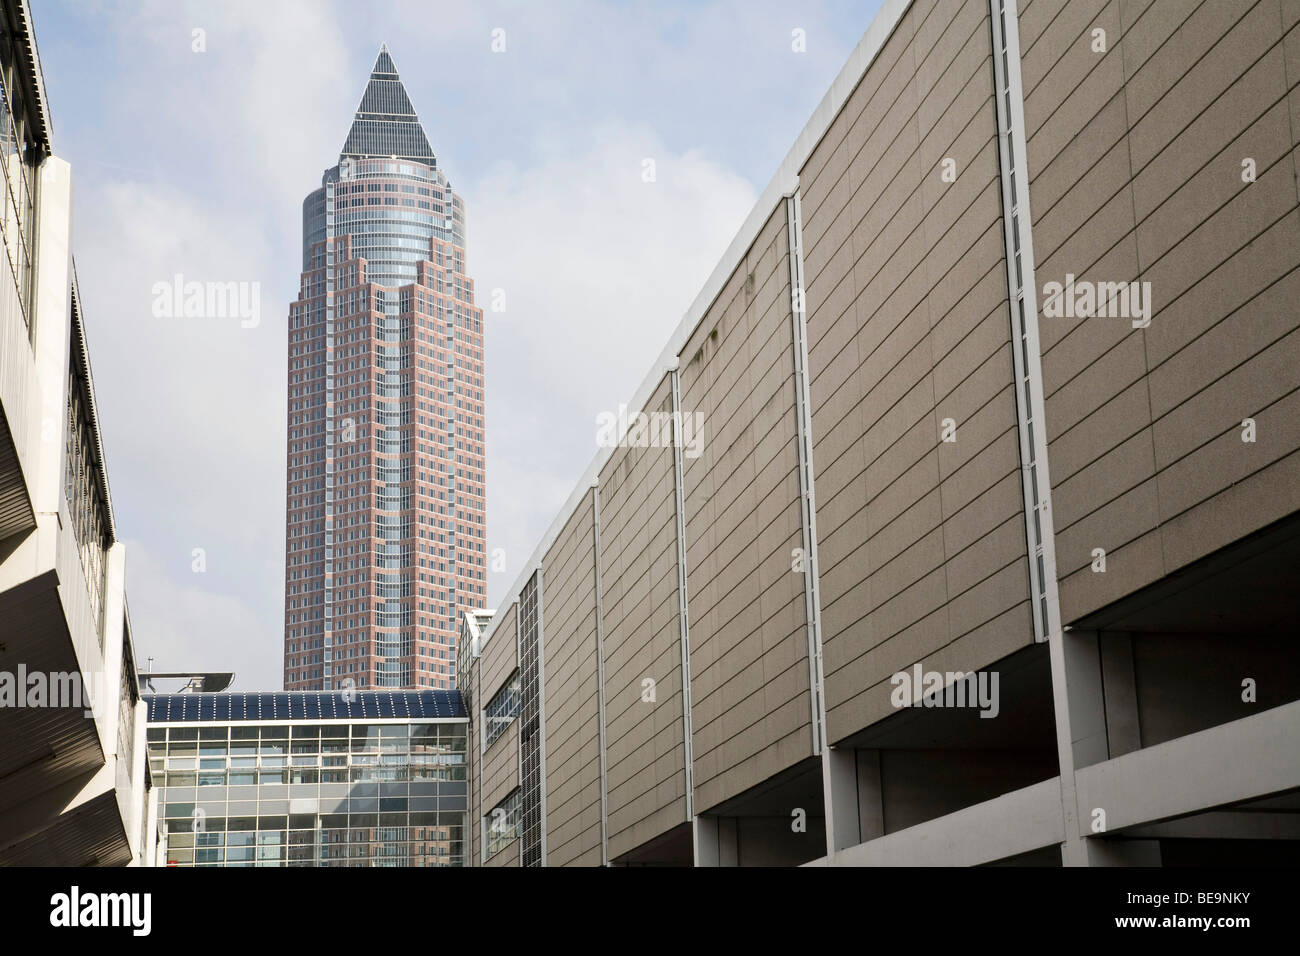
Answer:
[1123,811,1300,841]
[1074,699,1300,836]
[815,778,1064,867]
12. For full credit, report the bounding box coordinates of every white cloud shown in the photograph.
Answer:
[125,538,269,685]
[471,122,756,599]
[51,1,871,689]
[113,0,352,210]
[76,180,288,690]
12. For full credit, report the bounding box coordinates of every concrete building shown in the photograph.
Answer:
[284,46,487,692]
[460,0,1300,866]
[145,690,468,866]
[0,0,155,866]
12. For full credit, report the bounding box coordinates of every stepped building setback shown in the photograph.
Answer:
[284,47,488,693]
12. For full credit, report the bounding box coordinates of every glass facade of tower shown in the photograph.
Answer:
[284,47,486,692]
[146,691,468,867]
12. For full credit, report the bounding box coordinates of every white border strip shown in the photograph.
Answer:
[989,0,1060,646]
[670,368,696,819]
[591,482,610,865]
[989,0,1079,864]
[785,192,827,757]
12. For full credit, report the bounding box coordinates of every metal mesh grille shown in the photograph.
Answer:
[518,574,543,866]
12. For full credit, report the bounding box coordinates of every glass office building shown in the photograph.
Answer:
[146,690,468,866]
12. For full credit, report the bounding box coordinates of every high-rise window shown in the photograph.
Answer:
[0,3,40,338]
[483,670,519,748]
[485,788,520,859]
[64,331,110,642]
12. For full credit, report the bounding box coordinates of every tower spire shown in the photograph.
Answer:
[340,45,436,164]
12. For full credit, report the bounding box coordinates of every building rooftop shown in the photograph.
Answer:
[340,44,436,164]
[145,689,465,723]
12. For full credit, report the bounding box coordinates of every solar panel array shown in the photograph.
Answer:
[145,689,466,723]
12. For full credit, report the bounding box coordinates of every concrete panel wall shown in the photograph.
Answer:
[540,490,603,866]
[598,377,689,859]
[678,205,814,813]
[801,0,1031,744]
[463,0,1300,865]
[480,600,518,695]
[482,719,519,813]
[1023,0,1300,624]
[484,838,519,868]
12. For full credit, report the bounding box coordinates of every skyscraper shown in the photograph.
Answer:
[284,46,487,692]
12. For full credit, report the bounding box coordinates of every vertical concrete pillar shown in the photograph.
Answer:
[142,785,160,867]
[1064,629,1109,769]
[693,815,719,867]
[1084,838,1162,866]
[1099,632,1142,757]
[95,541,128,749]
[718,817,740,866]
[856,748,885,843]
[826,745,862,852]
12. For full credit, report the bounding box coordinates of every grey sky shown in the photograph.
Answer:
[35,0,882,690]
